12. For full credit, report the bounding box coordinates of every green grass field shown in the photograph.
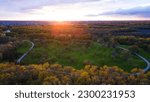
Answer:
[16,40,146,71]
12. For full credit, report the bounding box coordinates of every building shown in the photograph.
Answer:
[4,29,11,33]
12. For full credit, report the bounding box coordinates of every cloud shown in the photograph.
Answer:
[1,0,150,20]
[87,5,150,18]
[0,0,100,11]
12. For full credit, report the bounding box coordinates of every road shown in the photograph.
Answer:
[16,40,34,64]
[117,46,150,75]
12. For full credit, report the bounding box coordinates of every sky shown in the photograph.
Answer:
[0,0,150,21]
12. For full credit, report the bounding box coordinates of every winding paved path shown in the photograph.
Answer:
[117,46,150,75]
[16,40,34,64]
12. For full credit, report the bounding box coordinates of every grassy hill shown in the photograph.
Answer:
[16,40,145,71]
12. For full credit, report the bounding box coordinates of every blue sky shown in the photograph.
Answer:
[0,0,150,21]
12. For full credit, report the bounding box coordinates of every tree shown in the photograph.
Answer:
[120,50,132,61]
[128,45,140,53]
[0,52,2,60]
[43,76,61,85]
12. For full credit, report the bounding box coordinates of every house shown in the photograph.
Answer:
[0,29,11,37]
[4,29,11,33]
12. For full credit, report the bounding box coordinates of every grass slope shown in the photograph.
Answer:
[17,40,146,71]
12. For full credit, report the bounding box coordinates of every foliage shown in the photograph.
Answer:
[0,22,150,85]
[0,63,149,85]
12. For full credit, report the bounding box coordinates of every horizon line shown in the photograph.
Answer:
[0,20,150,22]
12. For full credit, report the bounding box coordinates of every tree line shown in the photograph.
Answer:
[0,63,150,85]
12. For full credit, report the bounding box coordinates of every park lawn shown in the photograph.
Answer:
[139,49,150,61]
[16,41,146,72]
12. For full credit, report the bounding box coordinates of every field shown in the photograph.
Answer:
[16,39,146,71]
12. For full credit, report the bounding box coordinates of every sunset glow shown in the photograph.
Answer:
[50,22,87,37]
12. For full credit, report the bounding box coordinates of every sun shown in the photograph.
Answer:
[53,20,66,24]
[55,20,64,22]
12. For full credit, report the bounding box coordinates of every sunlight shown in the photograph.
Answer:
[50,22,72,37]
[50,21,87,38]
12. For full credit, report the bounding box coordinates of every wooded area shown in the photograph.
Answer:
[0,21,150,85]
